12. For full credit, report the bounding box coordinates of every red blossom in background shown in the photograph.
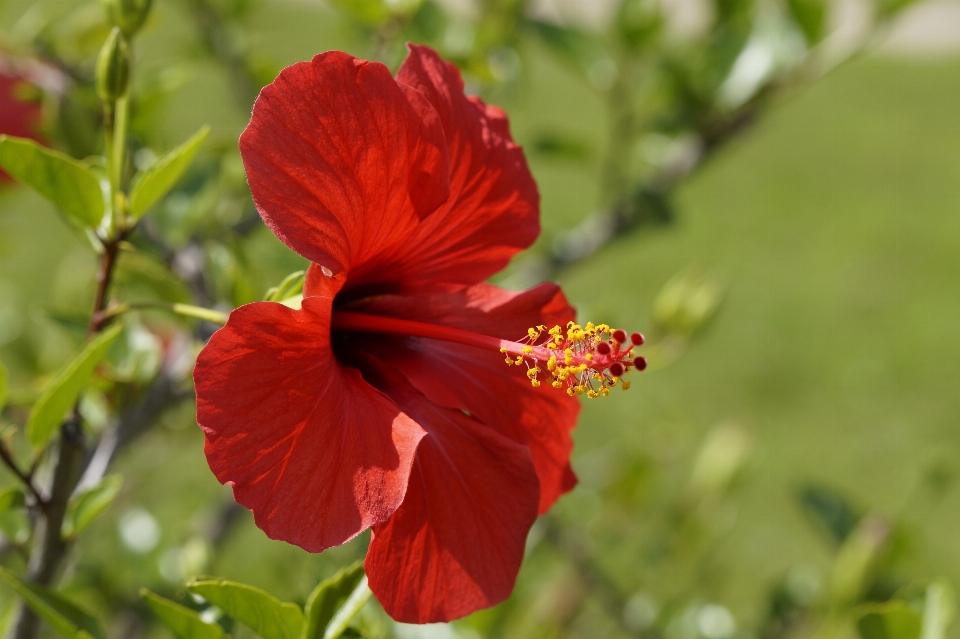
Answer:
[0,54,48,182]
[194,45,584,623]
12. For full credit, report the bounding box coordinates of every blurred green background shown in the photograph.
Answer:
[2,0,960,638]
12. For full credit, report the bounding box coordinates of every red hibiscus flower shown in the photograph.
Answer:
[194,45,645,623]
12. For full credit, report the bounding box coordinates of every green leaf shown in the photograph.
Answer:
[186,579,304,639]
[323,576,371,639]
[141,589,224,639]
[875,0,923,21]
[303,562,365,639]
[0,487,25,514]
[0,598,18,639]
[785,0,827,44]
[27,323,123,449]
[857,602,923,639]
[0,136,105,230]
[62,474,123,538]
[264,270,306,303]
[115,251,191,303]
[130,125,210,219]
[0,565,106,639]
[0,509,29,544]
[0,361,8,413]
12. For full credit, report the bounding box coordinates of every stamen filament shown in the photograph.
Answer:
[332,311,518,354]
[331,311,646,398]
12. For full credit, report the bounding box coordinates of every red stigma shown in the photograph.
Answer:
[596,341,612,356]
[612,329,627,344]
[630,332,645,346]
[609,362,625,377]
[633,356,647,371]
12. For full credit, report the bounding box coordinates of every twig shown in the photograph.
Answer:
[90,239,123,334]
[0,442,46,507]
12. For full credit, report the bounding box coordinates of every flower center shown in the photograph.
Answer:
[330,312,646,399]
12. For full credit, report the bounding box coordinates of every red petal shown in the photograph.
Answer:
[194,298,426,552]
[347,45,539,293]
[363,370,540,623]
[239,51,450,277]
[350,282,579,513]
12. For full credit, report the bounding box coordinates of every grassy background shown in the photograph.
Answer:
[555,53,960,622]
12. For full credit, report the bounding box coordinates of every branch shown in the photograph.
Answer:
[77,368,191,492]
[11,415,86,639]
[11,234,123,639]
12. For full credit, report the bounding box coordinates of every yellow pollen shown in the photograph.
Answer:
[504,321,646,399]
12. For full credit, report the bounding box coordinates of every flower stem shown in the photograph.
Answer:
[108,93,129,231]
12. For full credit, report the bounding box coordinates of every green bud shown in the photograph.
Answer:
[96,27,130,104]
[100,0,153,38]
[652,271,725,337]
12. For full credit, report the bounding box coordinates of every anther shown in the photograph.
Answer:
[501,321,649,400]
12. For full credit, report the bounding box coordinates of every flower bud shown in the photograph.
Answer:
[96,27,130,104]
[652,271,724,337]
[100,0,153,38]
